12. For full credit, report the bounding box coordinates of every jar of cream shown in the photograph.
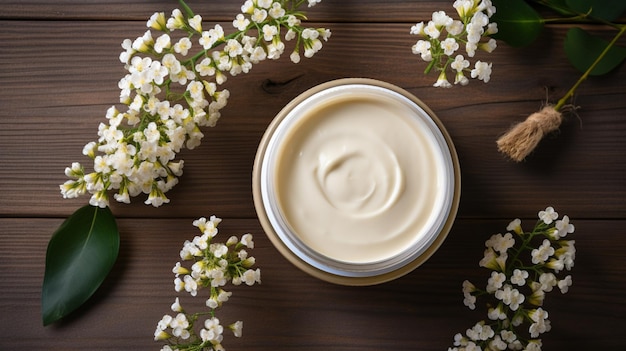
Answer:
[252,78,460,285]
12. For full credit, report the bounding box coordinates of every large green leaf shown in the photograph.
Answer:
[565,0,626,22]
[42,205,119,325]
[564,27,626,76]
[491,0,544,47]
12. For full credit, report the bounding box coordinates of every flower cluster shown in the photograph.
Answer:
[155,215,260,351]
[450,207,576,351]
[60,0,330,208]
[411,0,497,87]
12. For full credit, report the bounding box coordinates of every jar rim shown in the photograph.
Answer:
[252,78,461,286]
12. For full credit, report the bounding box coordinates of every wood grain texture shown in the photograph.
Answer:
[0,218,624,350]
[1,0,455,22]
[1,1,625,350]
[1,21,624,218]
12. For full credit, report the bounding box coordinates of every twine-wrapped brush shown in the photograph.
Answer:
[496,105,563,162]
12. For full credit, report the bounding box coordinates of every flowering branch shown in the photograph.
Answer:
[494,0,626,161]
[449,207,576,351]
[45,0,328,326]
[410,0,498,87]
[154,216,261,351]
[60,0,330,207]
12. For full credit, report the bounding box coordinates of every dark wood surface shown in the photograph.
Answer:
[1,1,624,350]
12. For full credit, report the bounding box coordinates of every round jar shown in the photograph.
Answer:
[252,78,460,285]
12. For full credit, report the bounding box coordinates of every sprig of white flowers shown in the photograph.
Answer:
[60,0,330,208]
[411,0,497,87]
[449,207,576,351]
[154,215,261,351]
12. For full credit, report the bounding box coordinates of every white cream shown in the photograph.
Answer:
[271,88,448,264]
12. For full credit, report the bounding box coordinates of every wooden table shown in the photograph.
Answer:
[1,1,624,350]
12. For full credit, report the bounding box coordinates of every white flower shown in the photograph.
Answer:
[170,297,183,312]
[154,33,171,53]
[410,22,424,35]
[558,275,573,293]
[463,292,476,310]
[200,317,224,343]
[241,268,261,286]
[233,13,250,31]
[433,71,452,88]
[423,21,440,39]
[489,335,507,351]
[174,277,185,292]
[479,38,497,53]
[199,24,225,49]
[441,37,459,56]
[487,304,507,321]
[262,24,278,41]
[470,60,492,82]
[511,269,529,286]
[466,322,495,341]
[173,37,192,56]
[453,0,473,18]
[451,54,469,72]
[539,206,559,224]
[557,240,576,270]
[412,40,432,61]
[257,0,272,9]
[251,8,268,23]
[485,232,515,254]
[494,284,525,311]
[211,243,229,258]
[447,20,464,36]
[538,272,557,292]
[183,274,198,296]
[532,239,555,264]
[555,215,575,237]
[147,12,167,31]
[229,321,243,337]
[506,218,522,234]
[307,0,321,7]
[432,10,453,27]
[528,308,550,338]
[486,271,506,293]
[241,233,254,248]
[167,9,185,30]
[188,14,203,32]
[269,2,286,18]
[462,280,477,310]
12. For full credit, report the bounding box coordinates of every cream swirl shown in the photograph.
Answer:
[313,133,403,218]
[272,92,448,264]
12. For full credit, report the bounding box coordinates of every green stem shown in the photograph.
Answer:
[178,0,195,18]
[555,24,626,111]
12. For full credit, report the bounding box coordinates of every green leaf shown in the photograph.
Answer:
[566,0,626,22]
[42,205,119,326]
[491,0,544,47]
[564,27,626,76]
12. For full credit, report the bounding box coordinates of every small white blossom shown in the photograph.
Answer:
[411,1,496,87]
[539,206,559,224]
[532,239,555,264]
[433,71,452,88]
[188,14,203,32]
[511,269,529,286]
[471,60,492,82]
[557,275,573,294]
[555,215,575,237]
[229,321,243,337]
[486,271,506,293]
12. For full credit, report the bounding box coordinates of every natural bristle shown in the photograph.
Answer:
[497,106,563,162]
